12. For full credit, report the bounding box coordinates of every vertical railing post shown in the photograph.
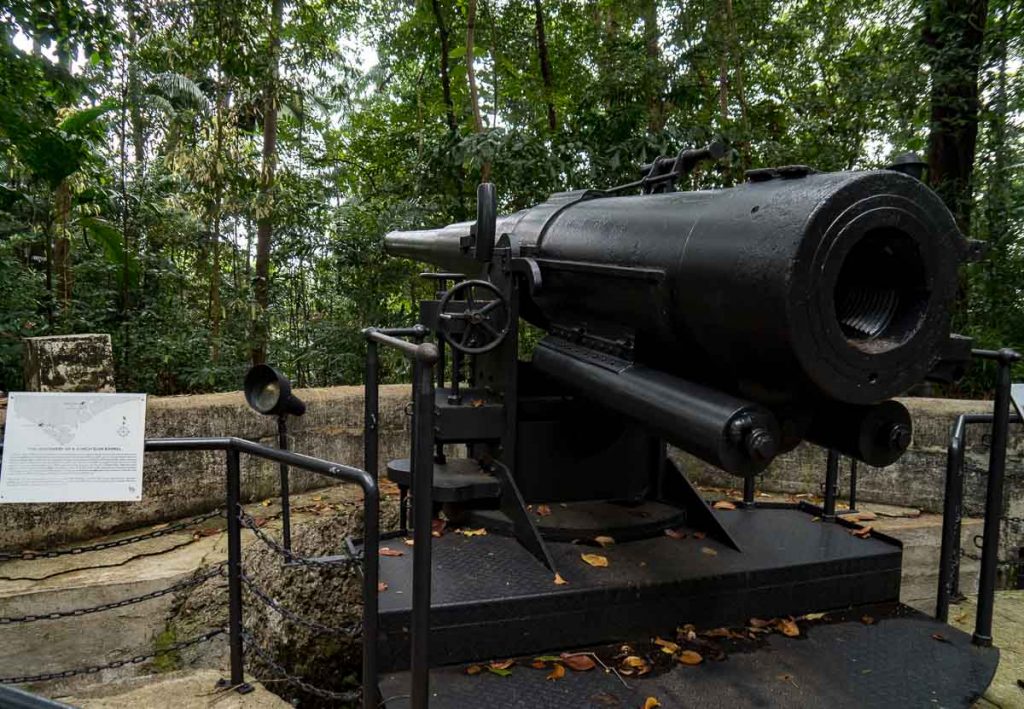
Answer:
[410,351,437,709]
[937,416,967,622]
[364,340,379,489]
[822,449,839,521]
[277,416,292,552]
[225,446,248,690]
[847,459,858,513]
[361,473,380,709]
[973,349,1019,646]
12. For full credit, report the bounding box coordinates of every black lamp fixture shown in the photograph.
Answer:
[244,364,306,553]
[244,364,306,417]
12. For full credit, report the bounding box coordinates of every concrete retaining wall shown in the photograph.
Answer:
[2,389,1022,564]
[0,386,412,548]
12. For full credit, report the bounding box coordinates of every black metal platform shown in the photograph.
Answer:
[375,506,902,671]
[378,604,998,708]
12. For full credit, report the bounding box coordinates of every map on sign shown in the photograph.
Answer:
[0,392,147,503]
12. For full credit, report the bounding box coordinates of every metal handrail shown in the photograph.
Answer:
[0,436,380,708]
[145,437,379,709]
[363,326,438,709]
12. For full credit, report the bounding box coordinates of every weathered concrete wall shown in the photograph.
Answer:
[22,334,115,392]
[2,390,1021,565]
[0,385,412,548]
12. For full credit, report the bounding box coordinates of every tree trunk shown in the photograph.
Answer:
[251,0,285,366]
[643,0,663,134]
[924,0,988,234]
[533,0,557,131]
[466,0,491,181]
[430,0,457,132]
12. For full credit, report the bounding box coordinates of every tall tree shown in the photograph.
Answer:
[924,0,989,233]
[430,0,457,132]
[533,0,556,131]
[252,0,285,365]
[466,0,490,180]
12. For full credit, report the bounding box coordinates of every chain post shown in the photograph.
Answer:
[410,356,436,709]
[224,448,252,693]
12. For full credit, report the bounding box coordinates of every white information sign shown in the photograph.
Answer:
[0,392,147,503]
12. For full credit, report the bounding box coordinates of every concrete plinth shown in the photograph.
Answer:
[22,334,115,393]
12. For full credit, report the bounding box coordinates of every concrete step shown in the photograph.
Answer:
[55,668,290,708]
[949,591,1024,709]
[0,484,361,697]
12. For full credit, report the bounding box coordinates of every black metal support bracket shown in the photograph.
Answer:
[488,460,558,574]
[659,459,742,552]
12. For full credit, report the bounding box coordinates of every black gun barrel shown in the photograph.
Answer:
[386,169,965,408]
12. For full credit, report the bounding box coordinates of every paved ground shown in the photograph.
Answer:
[949,591,1024,708]
[57,669,290,708]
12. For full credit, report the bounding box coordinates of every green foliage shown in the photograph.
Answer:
[0,0,1021,397]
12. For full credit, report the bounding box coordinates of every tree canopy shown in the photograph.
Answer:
[0,0,1021,395]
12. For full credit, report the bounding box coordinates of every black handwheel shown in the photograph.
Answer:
[437,279,511,355]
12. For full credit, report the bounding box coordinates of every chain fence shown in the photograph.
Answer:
[0,500,362,703]
[0,509,225,561]
[0,628,225,685]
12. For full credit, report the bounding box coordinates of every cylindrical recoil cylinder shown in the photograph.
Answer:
[532,338,780,476]
[805,400,913,468]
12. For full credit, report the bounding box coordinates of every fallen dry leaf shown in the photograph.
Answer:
[151,523,169,531]
[487,666,512,677]
[403,538,415,546]
[931,632,950,643]
[692,531,706,540]
[470,399,486,408]
[801,612,827,621]
[701,546,718,556]
[775,618,800,637]
[379,547,404,557]
[713,500,737,510]
[546,663,566,680]
[594,535,616,548]
[553,573,568,586]
[619,655,651,676]
[456,527,488,537]
[312,495,323,501]
[377,581,388,592]
[489,659,515,670]
[749,618,771,628]
[678,650,703,666]
[778,672,799,687]
[530,660,547,670]
[653,637,680,654]
[560,653,596,671]
[850,525,873,538]
[261,499,272,507]
[581,553,609,568]
[465,664,482,675]
[431,519,446,537]
[704,627,735,639]
[535,504,552,517]
[664,528,687,540]
[861,615,875,625]
[643,698,661,709]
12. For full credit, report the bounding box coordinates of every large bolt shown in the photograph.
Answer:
[885,423,911,451]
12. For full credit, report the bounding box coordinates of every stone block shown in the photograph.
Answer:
[22,334,115,392]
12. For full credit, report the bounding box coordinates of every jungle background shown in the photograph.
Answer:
[0,0,1020,395]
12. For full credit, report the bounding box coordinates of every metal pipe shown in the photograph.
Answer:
[973,348,1020,646]
[822,449,840,521]
[277,416,292,553]
[225,447,246,689]
[410,358,436,709]
[742,474,755,508]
